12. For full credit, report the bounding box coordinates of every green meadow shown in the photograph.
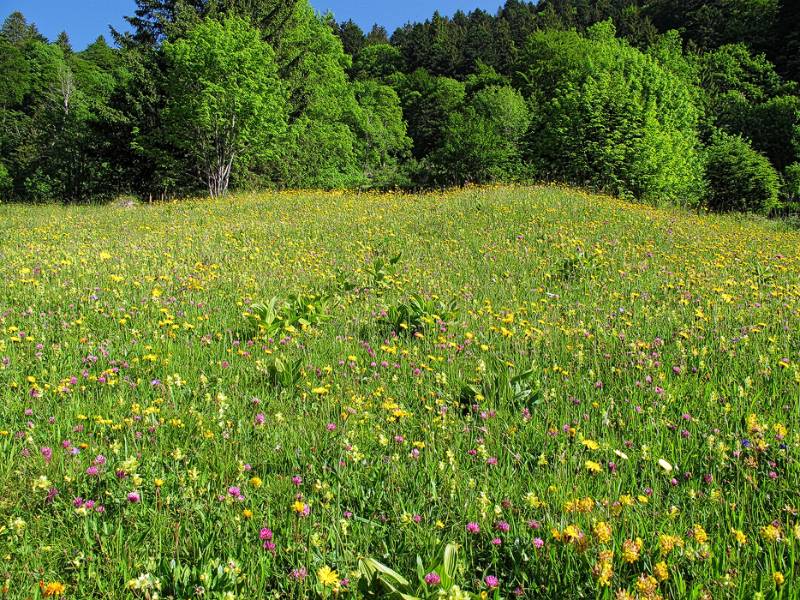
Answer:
[1,186,798,599]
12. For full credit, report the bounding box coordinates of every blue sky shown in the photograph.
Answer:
[2,1,504,50]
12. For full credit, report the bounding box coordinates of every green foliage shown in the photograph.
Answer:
[365,249,402,291]
[256,355,304,390]
[351,44,404,81]
[433,85,531,185]
[782,162,800,208]
[520,22,706,205]
[2,1,800,215]
[395,70,465,162]
[700,43,790,105]
[351,81,412,188]
[0,38,30,107]
[247,292,333,339]
[380,294,457,336]
[460,360,542,412]
[357,543,463,599]
[700,44,799,171]
[0,163,12,199]
[268,3,362,189]
[704,131,780,214]
[645,0,780,51]
[163,16,287,197]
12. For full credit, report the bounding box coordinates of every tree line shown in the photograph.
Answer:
[0,0,798,214]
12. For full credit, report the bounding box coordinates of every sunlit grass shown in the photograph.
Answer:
[0,185,798,599]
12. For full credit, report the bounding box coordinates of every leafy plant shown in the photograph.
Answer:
[556,251,595,282]
[255,355,303,390]
[459,361,542,411]
[246,292,332,338]
[380,293,457,335]
[365,250,403,291]
[704,130,780,214]
[357,543,468,599]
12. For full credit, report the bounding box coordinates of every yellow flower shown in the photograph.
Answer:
[692,524,708,545]
[731,528,747,545]
[773,572,784,586]
[760,524,781,543]
[242,509,253,519]
[593,521,612,544]
[592,552,614,587]
[250,476,263,488]
[317,565,339,587]
[585,460,602,474]
[41,582,66,597]
[581,438,600,450]
[654,561,669,582]
[622,538,642,563]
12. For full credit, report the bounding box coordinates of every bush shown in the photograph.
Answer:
[432,85,531,185]
[518,22,706,206]
[0,163,11,200]
[783,162,800,211]
[704,132,780,214]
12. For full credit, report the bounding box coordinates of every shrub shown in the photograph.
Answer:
[704,132,780,214]
[0,163,11,200]
[432,85,531,185]
[518,21,706,206]
[782,162,800,210]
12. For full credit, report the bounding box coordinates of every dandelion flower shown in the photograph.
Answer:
[317,566,339,587]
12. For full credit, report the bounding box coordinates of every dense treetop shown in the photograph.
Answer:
[0,0,798,215]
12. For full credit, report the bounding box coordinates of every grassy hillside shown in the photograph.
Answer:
[0,186,798,598]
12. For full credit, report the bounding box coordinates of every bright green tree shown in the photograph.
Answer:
[518,22,705,205]
[704,131,780,214]
[163,16,287,197]
[351,80,412,187]
[394,69,466,162]
[269,2,362,188]
[433,85,530,185]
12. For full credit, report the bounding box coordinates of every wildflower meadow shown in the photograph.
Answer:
[0,186,798,599]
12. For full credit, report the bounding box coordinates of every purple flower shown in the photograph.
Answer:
[466,522,480,534]
[485,575,499,589]
[127,492,141,503]
[424,572,441,586]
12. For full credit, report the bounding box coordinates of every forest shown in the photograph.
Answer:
[0,0,798,215]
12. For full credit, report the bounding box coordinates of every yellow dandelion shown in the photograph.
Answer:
[317,565,339,587]
[585,460,602,474]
